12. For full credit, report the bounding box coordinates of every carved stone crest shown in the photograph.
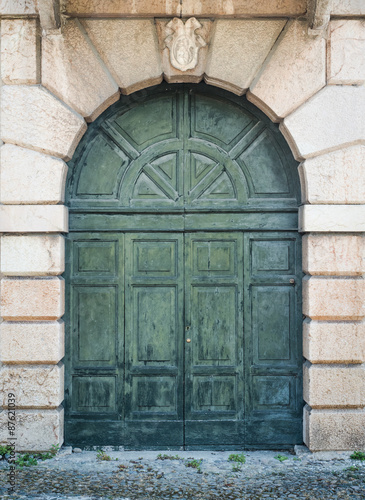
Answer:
[164,17,206,72]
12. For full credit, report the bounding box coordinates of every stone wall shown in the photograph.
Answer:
[0,1,364,451]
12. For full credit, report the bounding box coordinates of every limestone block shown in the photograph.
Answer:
[1,85,86,161]
[0,144,67,204]
[0,407,64,452]
[303,321,365,364]
[205,20,285,95]
[0,205,68,232]
[303,277,365,321]
[303,363,364,408]
[0,0,37,15]
[156,19,211,84]
[42,19,119,122]
[0,321,64,364]
[182,0,307,16]
[1,278,65,321]
[304,406,365,451]
[303,234,365,276]
[247,21,325,122]
[299,205,365,233]
[281,86,365,160]
[1,19,39,85]
[1,235,64,276]
[0,364,64,408]
[299,146,365,204]
[65,0,181,17]
[82,19,162,94]
[331,0,365,16]
[328,20,365,85]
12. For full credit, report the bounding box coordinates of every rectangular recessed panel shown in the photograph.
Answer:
[252,287,291,362]
[73,376,116,412]
[193,240,236,277]
[132,376,177,413]
[74,240,117,276]
[193,376,236,411]
[135,286,177,362]
[193,286,236,363]
[75,286,116,363]
[252,376,292,409]
[251,239,294,274]
[133,240,177,277]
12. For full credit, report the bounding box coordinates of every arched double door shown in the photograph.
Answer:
[65,84,302,449]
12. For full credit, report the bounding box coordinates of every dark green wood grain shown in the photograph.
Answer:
[64,84,302,448]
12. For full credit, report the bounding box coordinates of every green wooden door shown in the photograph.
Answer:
[65,84,302,448]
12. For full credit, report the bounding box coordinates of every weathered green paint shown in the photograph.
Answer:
[64,84,302,449]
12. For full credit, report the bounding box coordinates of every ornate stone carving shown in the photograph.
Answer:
[164,17,206,72]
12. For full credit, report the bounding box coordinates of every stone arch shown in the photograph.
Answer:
[1,15,364,452]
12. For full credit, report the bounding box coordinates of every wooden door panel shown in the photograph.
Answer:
[72,376,117,413]
[72,285,117,365]
[124,233,184,446]
[244,232,302,447]
[192,286,237,364]
[252,286,292,363]
[185,233,244,444]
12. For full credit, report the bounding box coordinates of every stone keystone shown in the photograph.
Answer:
[164,17,206,72]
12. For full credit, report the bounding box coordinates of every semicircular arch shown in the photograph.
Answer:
[66,83,301,213]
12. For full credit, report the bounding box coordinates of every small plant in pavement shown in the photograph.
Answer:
[186,458,203,473]
[15,453,38,467]
[157,453,182,460]
[274,454,288,462]
[97,449,112,461]
[345,465,359,471]
[0,445,12,461]
[228,453,246,464]
[350,451,365,461]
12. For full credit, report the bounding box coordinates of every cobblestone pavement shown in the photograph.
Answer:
[1,448,365,499]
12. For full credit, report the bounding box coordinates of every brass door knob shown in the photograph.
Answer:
[186,338,191,343]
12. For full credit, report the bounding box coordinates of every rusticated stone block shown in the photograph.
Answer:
[1,19,39,85]
[303,234,365,276]
[1,278,65,321]
[205,19,285,95]
[65,0,181,17]
[299,146,365,204]
[182,0,307,16]
[1,235,64,276]
[281,86,365,160]
[303,362,364,408]
[248,20,325,121]
[0,144,67,205]
[303,277,365,321]
[1,85,86,161]
[0,364,64,408]
[42,19,119,122]
[299,205,365,233]
[82,19,162,94]
[328,20,365,85]
[0,0,37,16]
[331,2,365,17]
[0,408,63,452]
[303,321,365,364]
[0,205,68,233]
[0,321,64,364]
[304,405,365,451]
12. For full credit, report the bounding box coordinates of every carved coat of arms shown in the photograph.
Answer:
[164,17,206,72]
